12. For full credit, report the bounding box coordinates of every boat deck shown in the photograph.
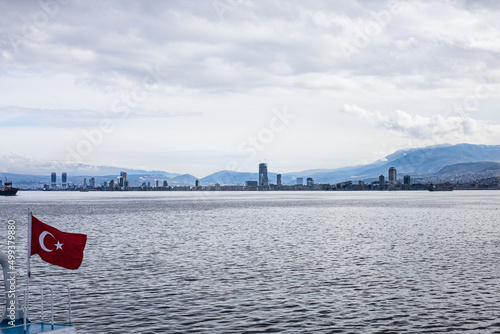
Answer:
[0,323,75,333]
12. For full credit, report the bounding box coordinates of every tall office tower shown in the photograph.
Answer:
[404,174,411,185]
[109,179,115,188]
[83,178,87,187]
[62,172,67,189]
[195,180,201,188]
[307,177,314,187]
[124,180,129,188]
[120,171,128,182]
[259,163,268,186]
[379,175,385,189]
[296,177,304,185]
[117,176,124,188]
[156,180,159,188]
[277,174,282,186]
[388,167,397,183]
[89,177,96,188]
[163,180,168,187]
[51,172,57,189]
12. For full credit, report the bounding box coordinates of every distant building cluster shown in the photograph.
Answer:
[98,171,171,191]
[242,165,454,191]
[42,164,498,192]
[242,164,323,191]
[45,172,70,190]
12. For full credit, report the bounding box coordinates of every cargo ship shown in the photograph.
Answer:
[0,180,19,196]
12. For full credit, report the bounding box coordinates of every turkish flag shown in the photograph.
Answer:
[31,216,87,270]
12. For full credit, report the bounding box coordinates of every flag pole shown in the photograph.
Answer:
[26,209,32,321]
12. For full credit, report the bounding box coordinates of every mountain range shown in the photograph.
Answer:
[201,143,500,186]
[294,143,500,184]
[2,143,499,188]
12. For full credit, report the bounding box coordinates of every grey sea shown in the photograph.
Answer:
[1,191,500,333]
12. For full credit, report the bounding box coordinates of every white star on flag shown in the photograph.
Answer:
[55,241,63,250]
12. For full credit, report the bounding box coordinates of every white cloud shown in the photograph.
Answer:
[341,104,500,144]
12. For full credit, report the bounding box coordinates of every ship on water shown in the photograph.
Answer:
[428,183,453,191]
[0,180,18,196]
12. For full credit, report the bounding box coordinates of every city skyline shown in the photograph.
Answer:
[36,162,498,191]
[2,1,500,176]
[4,142,500,184]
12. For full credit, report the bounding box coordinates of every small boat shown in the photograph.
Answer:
[0,180,18,196]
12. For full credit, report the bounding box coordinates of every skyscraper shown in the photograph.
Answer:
[277,174,282,186]
[404,175,411,185]
[120,172,128,189]
[259,163,268,186]
[117,176,124,188]
[51,172,56,189]
[389,167,397,184]
[62,172,67,189]
[379,175,385,190]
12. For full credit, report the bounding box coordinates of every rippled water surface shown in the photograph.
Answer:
[1,191,500,333]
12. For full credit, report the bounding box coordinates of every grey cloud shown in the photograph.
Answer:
[1,1,500,108]
[2,0,498,93]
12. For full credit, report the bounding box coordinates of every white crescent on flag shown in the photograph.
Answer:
[39,231,55,252]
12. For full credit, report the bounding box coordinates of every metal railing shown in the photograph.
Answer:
[29,281,72,326]
[1,281,72,332]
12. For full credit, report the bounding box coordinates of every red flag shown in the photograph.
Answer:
[31,216,87,270]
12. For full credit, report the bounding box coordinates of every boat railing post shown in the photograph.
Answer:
[66,284,72,326]
[48,286,54,328]
[41,287,44,324]
[23,289,27,333]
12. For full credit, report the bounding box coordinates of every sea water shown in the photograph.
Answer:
[1,191,500,333]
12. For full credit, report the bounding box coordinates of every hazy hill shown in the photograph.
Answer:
[0,172,48,187]
[416,161,500,184]
[436,161,500,175]
[171,174,199,186]
[201,170,258,186]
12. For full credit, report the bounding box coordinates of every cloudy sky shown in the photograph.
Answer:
[1,0,500,176]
